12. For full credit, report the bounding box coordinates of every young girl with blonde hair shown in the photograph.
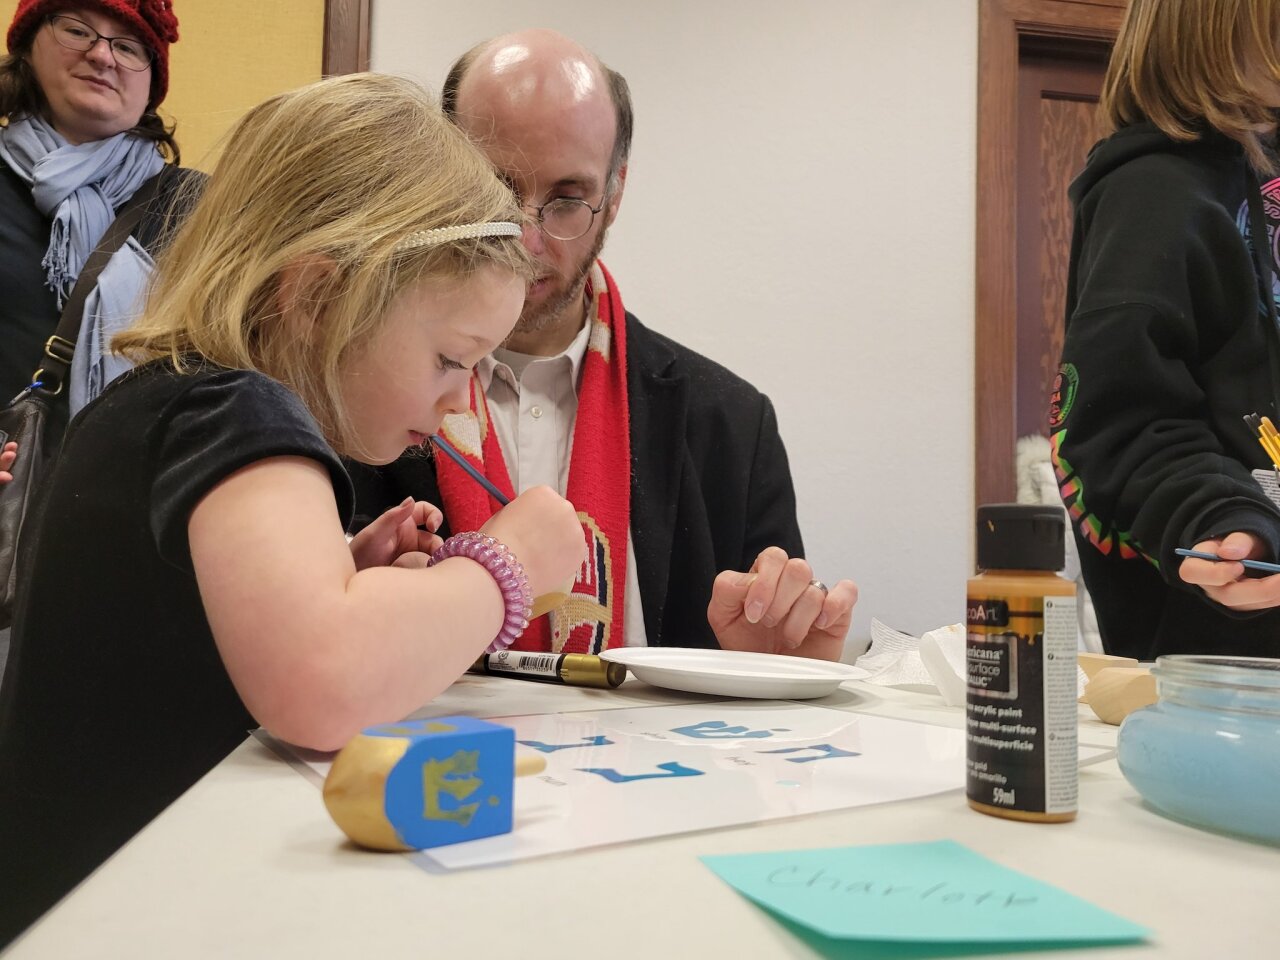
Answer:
[1052,0,1280,659]
[0,72,584,945]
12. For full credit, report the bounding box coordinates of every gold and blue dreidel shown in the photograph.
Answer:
[323,716,545,851]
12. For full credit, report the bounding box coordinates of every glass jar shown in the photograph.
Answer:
[1117,656,1280,844]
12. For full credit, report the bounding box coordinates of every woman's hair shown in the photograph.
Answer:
[0,47,179,161]
[115,73,532,456]
[1099,0,1280,172]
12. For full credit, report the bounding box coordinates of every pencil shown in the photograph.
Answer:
[1260,417,1280,465]
[429,433,510,506]
[1258,433,1280,468]
[1243,413,1280,468]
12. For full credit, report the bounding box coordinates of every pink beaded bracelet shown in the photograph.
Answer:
[427,532,533,653]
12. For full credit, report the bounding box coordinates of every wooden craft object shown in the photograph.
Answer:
[531,592,568,619]
[1077,653,1140,703]
[1077,652,1140,681]
[531,575,576,618]
[323,715,545,851]
[1082,666,1156,725]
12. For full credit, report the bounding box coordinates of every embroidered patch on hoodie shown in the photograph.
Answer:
[1049,363,1078,430]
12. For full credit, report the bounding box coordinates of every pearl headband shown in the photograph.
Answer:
[394,221,522,252]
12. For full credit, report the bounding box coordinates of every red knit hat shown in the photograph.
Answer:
[7,1,180,107]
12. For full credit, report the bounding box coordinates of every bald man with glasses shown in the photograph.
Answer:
[350,29,857,660]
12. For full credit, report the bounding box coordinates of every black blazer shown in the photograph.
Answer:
[347,312,804,648]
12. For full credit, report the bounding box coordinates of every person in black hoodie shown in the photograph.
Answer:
[1052,0,1280,661]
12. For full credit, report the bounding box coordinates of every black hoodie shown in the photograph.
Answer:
[1052,121,1280,660]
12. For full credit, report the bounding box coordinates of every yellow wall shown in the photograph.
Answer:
[0,0,326,170]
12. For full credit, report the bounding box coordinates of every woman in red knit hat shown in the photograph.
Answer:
[0,1,192,475]
[0,3,196,633]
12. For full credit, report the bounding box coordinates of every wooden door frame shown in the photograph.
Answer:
[323,0,372,76]
[974,0,1125,508]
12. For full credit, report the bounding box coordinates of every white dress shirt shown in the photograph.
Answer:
[478,324,649,647]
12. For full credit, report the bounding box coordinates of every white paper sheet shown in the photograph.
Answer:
[297,701,1109,869]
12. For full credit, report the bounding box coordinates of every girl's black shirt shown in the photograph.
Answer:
[0,361,353,947]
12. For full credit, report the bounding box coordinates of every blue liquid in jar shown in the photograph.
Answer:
[1117,656,1280,845]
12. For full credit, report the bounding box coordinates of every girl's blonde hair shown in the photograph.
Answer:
[116,72,532,454]
[1099,0,1280,173]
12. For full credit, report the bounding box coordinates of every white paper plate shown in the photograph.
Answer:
[599,648,870,699]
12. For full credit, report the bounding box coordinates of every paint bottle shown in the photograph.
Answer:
[966,504,1077,822]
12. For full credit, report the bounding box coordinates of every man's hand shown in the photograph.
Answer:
[707,546,857,661]
[1178,530,1280,611]
[348,496,444,571]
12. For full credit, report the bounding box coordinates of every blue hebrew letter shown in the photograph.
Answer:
[757,743,861,763]
[671,720,787,740]
[517,735,614,753]
[577,761,705,783]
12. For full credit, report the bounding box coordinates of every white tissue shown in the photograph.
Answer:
[918,624,967,706]
[856,620,937,690]
[858,618,1088,705]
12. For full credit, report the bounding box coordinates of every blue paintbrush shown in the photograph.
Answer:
[429,434,510,506]
[1174,548,1280,574]
[429,434,569,617]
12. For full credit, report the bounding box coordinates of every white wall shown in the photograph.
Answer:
[372,0,978,655]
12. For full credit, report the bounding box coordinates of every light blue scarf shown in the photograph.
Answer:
[0,115,164,414]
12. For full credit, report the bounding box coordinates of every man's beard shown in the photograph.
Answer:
[514,226,609,335]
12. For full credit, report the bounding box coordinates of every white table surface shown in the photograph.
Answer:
[5,674,1278,959]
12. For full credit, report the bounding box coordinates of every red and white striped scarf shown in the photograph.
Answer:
[433,261,630,654]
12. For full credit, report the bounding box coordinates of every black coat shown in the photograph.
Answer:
[0,161,204,436]
[348,312,804,648]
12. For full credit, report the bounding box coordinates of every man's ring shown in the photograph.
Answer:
[809,579,828,595]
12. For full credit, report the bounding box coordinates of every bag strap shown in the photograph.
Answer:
[32,167,171,395]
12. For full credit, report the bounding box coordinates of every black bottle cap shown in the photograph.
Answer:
[976,503,1065,572]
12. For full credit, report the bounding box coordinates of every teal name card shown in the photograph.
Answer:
[701,840,1148,947]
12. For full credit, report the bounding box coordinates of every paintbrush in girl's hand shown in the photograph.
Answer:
[429,434,568,618]
[430,433,510,505]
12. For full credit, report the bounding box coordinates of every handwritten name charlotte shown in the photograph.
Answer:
[767,869,1038,907]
